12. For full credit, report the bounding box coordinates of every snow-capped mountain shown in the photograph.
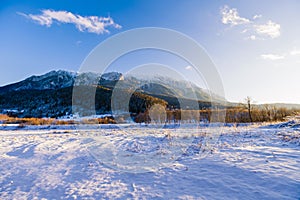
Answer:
[0,70,76,93]
[0,70,225,118]
[0,69,220,103]
[0,70,124,93]
[101,72,124,81]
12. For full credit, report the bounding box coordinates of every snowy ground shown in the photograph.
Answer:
[0,122,300,199]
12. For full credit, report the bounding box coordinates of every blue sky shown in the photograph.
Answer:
[1,0,300,104]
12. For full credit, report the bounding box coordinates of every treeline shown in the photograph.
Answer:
[134,106,299,124]
[1,106,298,126]
[225,105,298,123]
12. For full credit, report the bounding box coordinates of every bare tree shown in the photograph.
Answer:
[245,96,253,122]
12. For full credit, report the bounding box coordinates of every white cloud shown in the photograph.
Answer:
[260,48,300,62]
[261,54,285,60]
[221,5,251,26]
[250,35,256,40]
[185,65,192,70]
[241,29,248,33]
[18,9,121,34]
[290,50,300,56]
[220,5,280,40]
[254,20,280,39]
[253,14,262,20]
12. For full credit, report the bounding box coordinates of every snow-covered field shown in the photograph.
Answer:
[0,122,300,199]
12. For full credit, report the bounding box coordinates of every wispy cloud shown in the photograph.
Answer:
[221,5,250,26]
[254,20,280,39]
[248,35,256,40]
[261,49,300,61]
[290,50,300,56]
[220,5,280,40]
[76,40,82,46]
[185,65,192,70]
[18,9,121,34]
[261,54,285,60]
[253,14,262,20]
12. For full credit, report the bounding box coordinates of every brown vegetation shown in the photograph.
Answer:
[0,114,116,126]
[0,104,298,126]
[134,106,299,124]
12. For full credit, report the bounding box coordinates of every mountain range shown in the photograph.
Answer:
[0,70,298,118]
[0,70,218,118]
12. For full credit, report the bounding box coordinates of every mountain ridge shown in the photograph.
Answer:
[0,70,219,102]
[0,70,214,118]
[0,70,299,118]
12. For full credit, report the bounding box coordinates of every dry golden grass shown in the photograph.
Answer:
[0,114,9,120]
[0,114,116,126]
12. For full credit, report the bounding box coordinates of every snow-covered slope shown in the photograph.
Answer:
[101,72,124,81]
[0,70,76,92]
[0,70,223,117]
[0,70,217,102]
[0,70,125,93]
[0,123,299,199]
